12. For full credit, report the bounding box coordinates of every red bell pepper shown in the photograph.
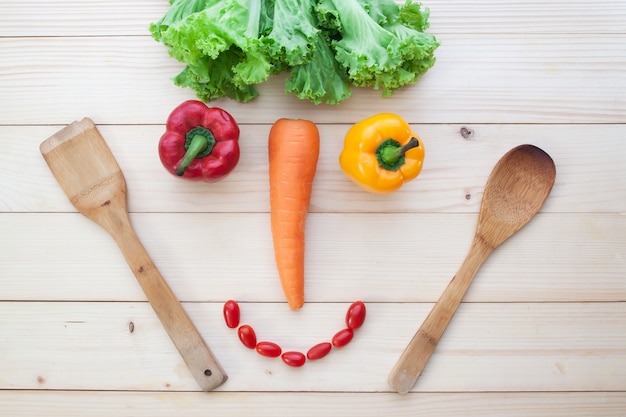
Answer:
[158,100,240,182]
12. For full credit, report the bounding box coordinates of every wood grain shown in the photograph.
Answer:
[1,212,624,303]
[1,0,624,36]
[1,391,625,417]
[1,302,624,392]
[2,124,625,214]
[0,34,625,124]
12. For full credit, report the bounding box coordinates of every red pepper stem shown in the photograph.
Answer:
[175,127,216,176]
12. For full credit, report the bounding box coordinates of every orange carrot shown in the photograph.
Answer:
[268,118,320,310]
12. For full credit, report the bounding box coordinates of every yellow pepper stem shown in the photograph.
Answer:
[376,137,420,171]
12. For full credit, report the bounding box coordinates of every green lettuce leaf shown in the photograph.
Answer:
[150,0,439,104]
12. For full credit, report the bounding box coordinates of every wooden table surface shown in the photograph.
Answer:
[1,1,625,416]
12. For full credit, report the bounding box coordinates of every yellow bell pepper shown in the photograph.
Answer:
[339,113,425,194]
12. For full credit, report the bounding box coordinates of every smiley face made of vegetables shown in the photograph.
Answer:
[223,300,366,367]
[221,115,429,367]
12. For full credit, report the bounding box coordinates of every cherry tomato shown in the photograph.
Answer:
[237,325,257,349]
[281,351,306,367]
[346,301,366,330]
[306,342,332,360]
[332,328,354,348]
[256,341,282,358]
[223,300,240,329]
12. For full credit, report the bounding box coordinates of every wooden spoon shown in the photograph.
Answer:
[388,144,556,394]
[40,118,227,391]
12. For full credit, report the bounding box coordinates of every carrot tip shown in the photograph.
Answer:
[288,299,304,310]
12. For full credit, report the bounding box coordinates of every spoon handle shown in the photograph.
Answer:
[97,195,228,391]
[388,238,493,393]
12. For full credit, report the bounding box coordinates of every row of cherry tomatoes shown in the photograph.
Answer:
[223,300,366,367]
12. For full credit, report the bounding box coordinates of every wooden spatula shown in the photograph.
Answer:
[40,118,227,391]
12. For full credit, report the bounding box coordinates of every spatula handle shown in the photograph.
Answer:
[388,238,492,393]
[101,198,227,391]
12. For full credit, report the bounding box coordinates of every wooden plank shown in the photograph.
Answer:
[428,0,626,34]
[0,301,624,392]
[1,0,625,37]
[0,34,624,124]
[0,0,168,37]
[1,391,625,417]
[1,212,624,303]
[3,124,625,214]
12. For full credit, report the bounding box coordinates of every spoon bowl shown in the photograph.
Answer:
[388,144,556,394]
[478,144,557,248]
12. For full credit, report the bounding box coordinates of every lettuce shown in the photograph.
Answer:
[285,34,352,105]
[152,0,274,102]
[264,0,320,66]
[150,0,439,104]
